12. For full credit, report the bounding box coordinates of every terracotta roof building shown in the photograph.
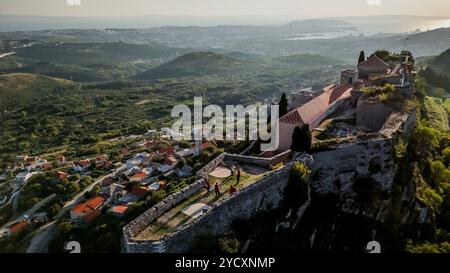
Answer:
[278,84,353,151]
[9,220,29,234]
[358,55,390,79]
[108,205,129,217]
[70,196,105,223]
[53,171,70,182]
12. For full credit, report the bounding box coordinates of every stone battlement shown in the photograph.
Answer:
[123,150,297,253]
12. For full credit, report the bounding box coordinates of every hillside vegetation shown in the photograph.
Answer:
[0,73,73,109]
[423,96,450,131]
[14,41,183,65]
[430,48,450,76]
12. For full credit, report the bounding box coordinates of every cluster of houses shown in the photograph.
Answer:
[67,139,217,224]
[72,154,115,173]
[5,153,116,186]
[1,125,219,231]
[12,155,55,184]
[1,212,48,239]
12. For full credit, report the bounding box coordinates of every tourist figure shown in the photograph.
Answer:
[205,178,211,192]
[214,183,221,197]
[229,185,237,195]
[236,167,241,185]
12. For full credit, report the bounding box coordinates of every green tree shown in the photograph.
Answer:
[66,182,80,194]
[284,162,311,209]
[218,237,240,253]
[443,147,450,167]
[49,203,62,218]
[358,51,366,64]
[373,49,391,61]
[430,160,450,189]
[435,88,447,100]
[291,124,312,152]
[59,222,73,234]
[279,93,288,117]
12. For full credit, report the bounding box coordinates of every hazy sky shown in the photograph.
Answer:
[0,0,449,17]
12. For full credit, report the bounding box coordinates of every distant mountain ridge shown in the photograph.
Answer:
[430,48,450,77]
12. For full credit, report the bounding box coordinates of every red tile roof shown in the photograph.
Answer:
[71,196,105,215]
[164,155,177,166]
[128,171,148,181]
[328,84,353,104]
[77,159,91,168]
[201,141,217,150]
[111,205,128,214]
[54,171,70,181]
[359,55,390,69]
[158,147,174,155]
[280,84,352,126]
[9,220,29,233]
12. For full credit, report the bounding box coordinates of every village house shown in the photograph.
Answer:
[157,147,174,156]
[357,54,390,79]
[128,168,153,182]
[108,204,129,218]
[119,185,150,204]
[70,196,105,223]
[15,171,39,183]
[53,171,70,183]
[15,155,28,162]
[126,153,151,168]
[6,220,29,236]
[22,157,50,171]
[156,162,175,173]
[175,165,193,178]
[96,159,114,170]
[73,159,91,173]
[56,155,66,166]
[120,147,129,156]
[101,183,125,199]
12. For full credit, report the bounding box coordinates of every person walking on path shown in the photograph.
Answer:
[236,167,241,185]
[214,183,221,198]
[205,178,211,192]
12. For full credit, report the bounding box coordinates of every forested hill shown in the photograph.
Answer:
[135,52,247,79]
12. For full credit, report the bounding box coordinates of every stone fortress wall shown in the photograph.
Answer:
[123,107,417,253]
[310,109,417,217]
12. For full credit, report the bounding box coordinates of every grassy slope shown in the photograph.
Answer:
[0,73,73,109]
[424,96,449,131]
